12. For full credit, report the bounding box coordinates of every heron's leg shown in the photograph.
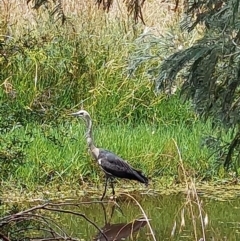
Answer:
[101,176,109,201]
[110,177,115,196]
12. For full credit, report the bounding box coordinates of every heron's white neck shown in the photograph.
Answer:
[85,115,92,136]
[85,116,99,158]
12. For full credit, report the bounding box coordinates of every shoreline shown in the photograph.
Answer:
[1,180,239,204]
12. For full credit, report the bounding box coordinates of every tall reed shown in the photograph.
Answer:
[0,1,223,188]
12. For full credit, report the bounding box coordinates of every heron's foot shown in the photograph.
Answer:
[109,195,117,201]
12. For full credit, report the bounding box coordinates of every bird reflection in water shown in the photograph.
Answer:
[93,203,148,241]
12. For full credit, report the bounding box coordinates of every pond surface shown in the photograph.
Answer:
[49,192,240,241]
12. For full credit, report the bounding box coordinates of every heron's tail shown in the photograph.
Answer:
[134,169,148,186]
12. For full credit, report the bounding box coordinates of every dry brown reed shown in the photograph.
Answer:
[0,0,181,37]
[171,139,208,241]
[120,192,157,241]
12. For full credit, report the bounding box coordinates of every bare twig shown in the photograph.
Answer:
[42,206,108,240]
[0,201,108,241]
[120,193,156,241]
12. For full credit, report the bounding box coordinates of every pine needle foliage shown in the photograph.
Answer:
[156,0,240,170]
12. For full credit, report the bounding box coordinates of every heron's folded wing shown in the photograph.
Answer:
[99,152,135,174]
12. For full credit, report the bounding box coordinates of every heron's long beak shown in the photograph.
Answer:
[69,112,77,116]
[70,112,79,116]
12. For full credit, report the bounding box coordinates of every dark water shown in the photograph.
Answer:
[53,193,240,241]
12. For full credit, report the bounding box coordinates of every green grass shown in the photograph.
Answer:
[0,1,234,191]
[0,101,218,189]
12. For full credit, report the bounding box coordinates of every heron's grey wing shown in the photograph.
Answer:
[99,151,137,176]
[98,150,148,184]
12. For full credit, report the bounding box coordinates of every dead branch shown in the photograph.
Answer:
[0,201,108,241]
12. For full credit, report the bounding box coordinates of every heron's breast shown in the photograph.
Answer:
[92,147,100,158]
[88,147,100,160]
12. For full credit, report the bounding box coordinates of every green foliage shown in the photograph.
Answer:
[0,136,27,180]
[0,105,216,188]
[0,15,164,126]
[129,0,240,171]
[0,0,231,188]
[0,1,166,187]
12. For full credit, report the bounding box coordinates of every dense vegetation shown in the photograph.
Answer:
[130,0,240,170]
[0,1,235,192]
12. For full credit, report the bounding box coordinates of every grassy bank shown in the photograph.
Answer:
[1,94,220,190]
[0,1,231,191]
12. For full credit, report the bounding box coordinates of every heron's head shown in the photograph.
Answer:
[70,110,90,119]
